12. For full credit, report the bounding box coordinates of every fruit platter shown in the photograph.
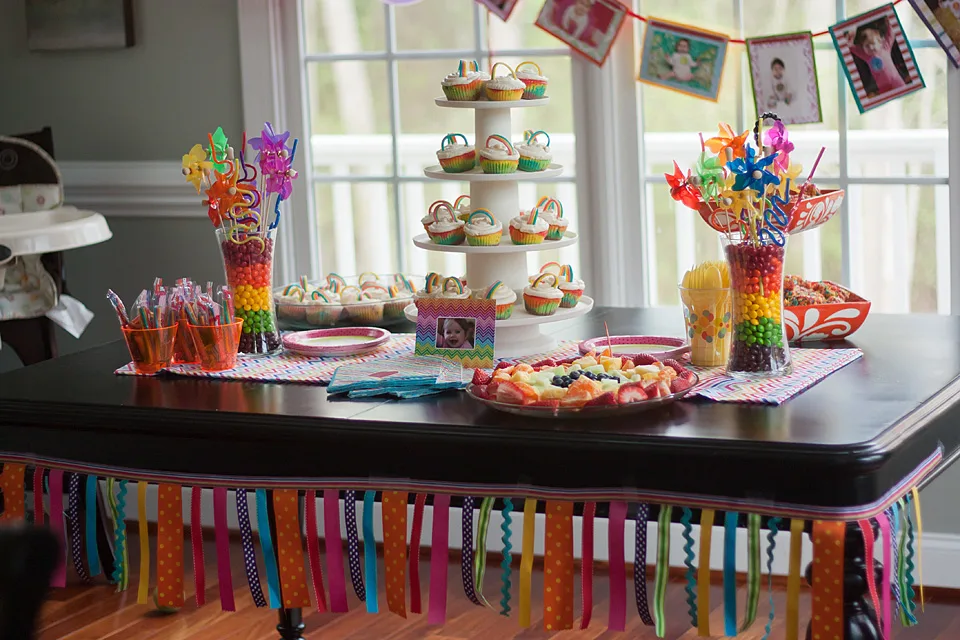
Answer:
[466,351,699,418]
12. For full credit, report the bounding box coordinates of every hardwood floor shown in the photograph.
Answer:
[37,530,958,639]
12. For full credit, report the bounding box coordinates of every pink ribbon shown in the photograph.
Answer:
[33,467,44,526]
[409,493,427,614]
[858,520,880,632]
[323,489,348,612]
[428,494,451,624]
[877,516,893,639]
[580,502,596,630]
[608,501,628,631]
[48,469,66,587]
[191,487,206,607]
[213,487,235,611]
[305,491,328,612]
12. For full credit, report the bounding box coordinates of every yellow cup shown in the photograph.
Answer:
[679,286,732,367]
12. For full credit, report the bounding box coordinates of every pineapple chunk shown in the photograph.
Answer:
[622,359,635,370]
[539,385,567,400]
[511,370,531,383]
[634,365,660,376]
[600,379,620,394]
[575,356,598,368]
[599,356,623,372]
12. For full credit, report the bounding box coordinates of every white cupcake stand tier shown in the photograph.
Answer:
[404,96,593,358]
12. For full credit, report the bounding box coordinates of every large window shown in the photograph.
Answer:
[298,0,581,281]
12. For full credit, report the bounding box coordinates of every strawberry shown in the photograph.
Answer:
[531,358,558,368]
[618,382,649,404]
[640,378,660,396]
[496,381,525,405]
[662,359,688,376]
[556,355,581,365]
[670,378,692,394]
[656,381,672,397]
[495,361,515,371]
[472,369,492,385]
[472,385,492,400]
[486,380,501,396]
[532,399,560,408]
[585,391,618,407]
[633,353,658,365]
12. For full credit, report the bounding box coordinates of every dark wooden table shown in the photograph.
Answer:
[1,308,958,640]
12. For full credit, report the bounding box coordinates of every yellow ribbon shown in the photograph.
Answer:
[785,518,804,640]
[697,509,714,637]
[911,487,924,611]
[518,498,536,627]
[137,481,149,605]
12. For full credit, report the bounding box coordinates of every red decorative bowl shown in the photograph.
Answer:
[783,283,871,342]
[699,189,845,235]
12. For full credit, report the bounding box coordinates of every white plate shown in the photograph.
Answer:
[412,231,577,254]
[434,97,550,109]
[423,164,564,182]
[404,296,593,328]
[282,327,391,357]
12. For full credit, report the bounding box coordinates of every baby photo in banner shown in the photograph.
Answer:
[638,19,729,102]
[746,32,823,125]
[908,0,960,66]
[415,297,495,368]
[535,0,628,66]
[476,0,520,21]
[830,4,925,113]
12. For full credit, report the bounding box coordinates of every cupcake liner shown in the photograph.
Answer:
[509,226,547,245]
[546,224,568,240]
[383,299,408,320]
[560,289,583,308]
[442,80,482,101]
[466,230,502,246]
[518,156,551,172]
[523,294,560,316]
[305,305,343,327]
[495,301,514,320]
[429,227,466,245]
[344,302,384,324]
[278,304,307,321]
[439,152,476,173]
[479,157,518,174]
[521,80,548,99]
[486,87,524,101]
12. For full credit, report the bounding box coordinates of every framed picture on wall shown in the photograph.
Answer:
[26,0,135,51]
[476,0,520,22]
[535,0,628,67]
[746,32,823,125]
[638,18,729,102]
[907,0,960,67]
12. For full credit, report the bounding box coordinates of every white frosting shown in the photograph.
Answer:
[486,75,525,91]
[474,71,491,81]
[428,218,465,234]
[517,69,548,81]
[515,142,552,161]
[442,72,480,86]
[523,282,563,300]
[480,146,519,160]
[437,143,474,160]
[455,202,471,219]
[421,213,435,225]
[307,294,341,307]
[440,286,472,299]
[464,216,503,236]
[509,213,548,234]
[479,286,516,305]
[360,286,391,301]
[542,212,568,228]
[559,279,585,292]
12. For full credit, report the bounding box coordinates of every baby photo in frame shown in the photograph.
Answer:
[534,0,628,67]
[830,4,925,113]
[746,32,823,125]
[638,18,729,102]
[476,0,520,22]
[415,297,496,368]
[908,0,960,67]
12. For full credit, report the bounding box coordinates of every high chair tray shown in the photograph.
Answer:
[0,206,112,257]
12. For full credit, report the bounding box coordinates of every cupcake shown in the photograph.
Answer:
[437,133,475,173]
[415,273,443,301]
[528,261,563,284]
[523,273,563,316]
[423,200,452,233]
[384,285,411,320]
[305,290,343,326]
[393,273,417,296]
[358,272,381,287]
[454,195,472,222]
[341,286,383,324]
[439,276,471,300]
[516,61,549,99]
[464,208,503,246]
[479,135,519,174]
[558,265,585,308]
[509,209,548,245]
[441,60,483,101]
[539,197,568,240]
[479,280,517,320]
[485,62,525,101]
[516,130,553,172]
[323,273,347,295]
[427,203,466,245]
[277,283,308,322]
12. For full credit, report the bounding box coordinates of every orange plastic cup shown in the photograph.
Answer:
[121,325,178,374]
[173,318,201,364]
[188,320,243,372]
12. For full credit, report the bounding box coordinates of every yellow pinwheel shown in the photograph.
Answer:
[181,144,213,193]
[715,174,758,233]
[775,160,803,200]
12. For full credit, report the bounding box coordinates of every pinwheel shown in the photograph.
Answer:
[763,121,794,173]
[264,159,298,200]
[203,169,247,227]
[207,127,231,173]
[704,123,750,164]
[691,152,726,201]
[775,160,802,199]
[665,161,701,210]
[249,122,291,175]
[181,144,212,193]
[728,146,780,193]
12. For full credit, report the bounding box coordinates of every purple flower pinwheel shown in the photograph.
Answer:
[264,157,298,200]
[729,145,780,193]
[249,122,291,174]
[763,122,794,173]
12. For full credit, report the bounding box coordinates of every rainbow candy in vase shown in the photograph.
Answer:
[181,123,299,354]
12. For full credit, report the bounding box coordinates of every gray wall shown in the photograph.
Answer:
[0,0,242,371]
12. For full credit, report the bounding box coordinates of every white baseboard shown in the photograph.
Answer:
[123,486,960,589]
[59,161,200,218]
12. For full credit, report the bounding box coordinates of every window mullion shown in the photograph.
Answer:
[949,65,960,314]
[836,0,854,290]
[384,2,404,270]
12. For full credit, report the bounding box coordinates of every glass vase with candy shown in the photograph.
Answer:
[179,122,299,355]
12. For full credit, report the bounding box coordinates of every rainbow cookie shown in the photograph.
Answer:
[439,276,472,300]
[479,135,519,174]
[509,209,548,245]
[464,209,503,246]
[485,62,525,101]
[516,130,552,172]
[523,273,563,316]
[516,60,548,99]
[454,195,472,222]
[558,265,585,308]
[480,280,517,320]
[415,272,444,300]
[437,133,475,173]
[426,202,466,245]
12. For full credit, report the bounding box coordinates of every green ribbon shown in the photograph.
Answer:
[474,497,495,608]
[741,513,762,632]
[654,506,672,638]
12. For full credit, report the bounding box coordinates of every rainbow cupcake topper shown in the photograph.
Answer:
[560,264,574,282]
[539,261,562,275]
[517,60,543,76]
[388,285,400,298]
[425,272,442,293]
[454,194,470,209]
[486,135,515,154]
[340,285,362,302]
[441,133,469,150]
[531,273,559,289]
[299,275,309,291]
[525,130,551,147]
[443,276,464,295]
[359,272,379,285]
[529,209,540,225]
[545,198,563,218]
[467,209,496,226]
[311,290,331,303]
[430,201,455,223]
[490,61,517,80]
[485,281,504,299]
[282,284,304,296]
[326,273,346,292]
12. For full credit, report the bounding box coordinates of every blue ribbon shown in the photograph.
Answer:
[903,496,918,625]
[500,498,513,617]
[111,479,128,588]
[85,475,102,577]
[362,491,379,613]
[255,489,282,608]
[681,507,697,627]
[761,517,781,640]
[724,512,739,636]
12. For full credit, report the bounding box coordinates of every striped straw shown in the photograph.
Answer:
[443,276,464,294]
[485,281,503,299]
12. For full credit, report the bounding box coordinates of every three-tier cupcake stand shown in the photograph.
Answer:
[404,97,593,357]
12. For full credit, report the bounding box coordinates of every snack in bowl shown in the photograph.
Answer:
[782,276,871,342]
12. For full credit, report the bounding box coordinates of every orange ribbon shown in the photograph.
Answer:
[0,463,25,521]
[382,491,409,617]
[273,489,311,608]
[543,501,574,631]
[156,484,184,608]
[810,520,845,640]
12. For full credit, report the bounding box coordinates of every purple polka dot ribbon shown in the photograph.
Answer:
[461,496,481,605]
[634,503,654,626]
[344,490,366,602]
[67,474,90,584]
[236,489,267,608]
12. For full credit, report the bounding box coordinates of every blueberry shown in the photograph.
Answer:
[570,371,580,379]
[552,376,563,386]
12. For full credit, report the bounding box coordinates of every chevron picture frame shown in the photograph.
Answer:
[415,297,496,368]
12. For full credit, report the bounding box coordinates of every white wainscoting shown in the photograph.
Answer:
[60,161,200,218]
